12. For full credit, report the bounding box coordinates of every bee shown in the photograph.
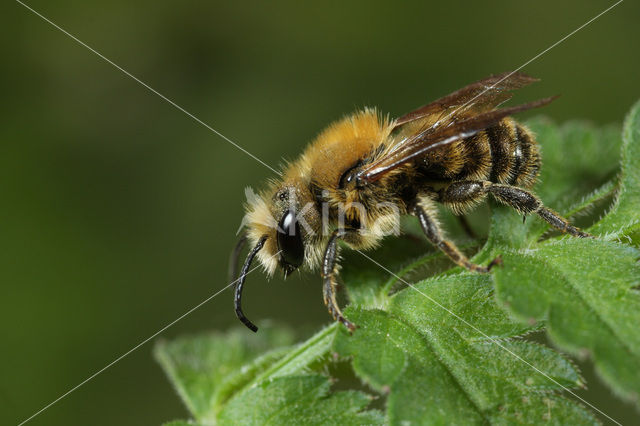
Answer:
[230,72,591,333]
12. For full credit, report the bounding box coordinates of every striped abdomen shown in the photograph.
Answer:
[485,118,540,187]
[418,117,541,188]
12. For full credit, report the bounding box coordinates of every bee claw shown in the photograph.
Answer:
[341,318,358,334]
[488,255,503,270]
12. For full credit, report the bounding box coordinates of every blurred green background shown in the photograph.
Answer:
[2,0,639,424]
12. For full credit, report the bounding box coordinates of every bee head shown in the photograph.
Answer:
[232,178,324,332]
[239,178,324,279]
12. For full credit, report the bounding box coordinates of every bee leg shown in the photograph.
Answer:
[486,183,592,238]
[413,202,498,273]
[322,229,357,332]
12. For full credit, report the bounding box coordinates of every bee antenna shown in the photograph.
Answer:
[234,235,267,332]
[228,233,248,282]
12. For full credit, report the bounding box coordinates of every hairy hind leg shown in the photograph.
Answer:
[438,181,591,238]
[412,197,501,273]
[487,183,591,238]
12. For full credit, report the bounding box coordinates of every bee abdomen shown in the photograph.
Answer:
[455,132,492,181]
[486,118,540,188]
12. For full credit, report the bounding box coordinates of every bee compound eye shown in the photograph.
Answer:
[277,210,304,269]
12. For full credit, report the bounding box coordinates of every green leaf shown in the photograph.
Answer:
[154,324,296,421]
[491,239,640,403]
[158,104,640,424]
[218,375,383,425]
[477,101,640,406]
[526,117,621,207]
[486,395,601,425]
[341,230,431,308]
[155,323,382,424]
[590,99,640,242]
[335,274,595,425]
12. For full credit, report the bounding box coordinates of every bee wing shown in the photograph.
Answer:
[392,71,539,130]
[357,96,557,185]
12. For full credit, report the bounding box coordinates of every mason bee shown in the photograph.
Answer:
[231,72,591,332]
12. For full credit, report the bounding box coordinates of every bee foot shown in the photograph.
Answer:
[340,318,358,334]
[487,255,503,270]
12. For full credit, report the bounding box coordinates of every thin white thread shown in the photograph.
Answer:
[357,250,622,426]
[15,0,281,177]
[17,251,280,426]
[443,0,624,124]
